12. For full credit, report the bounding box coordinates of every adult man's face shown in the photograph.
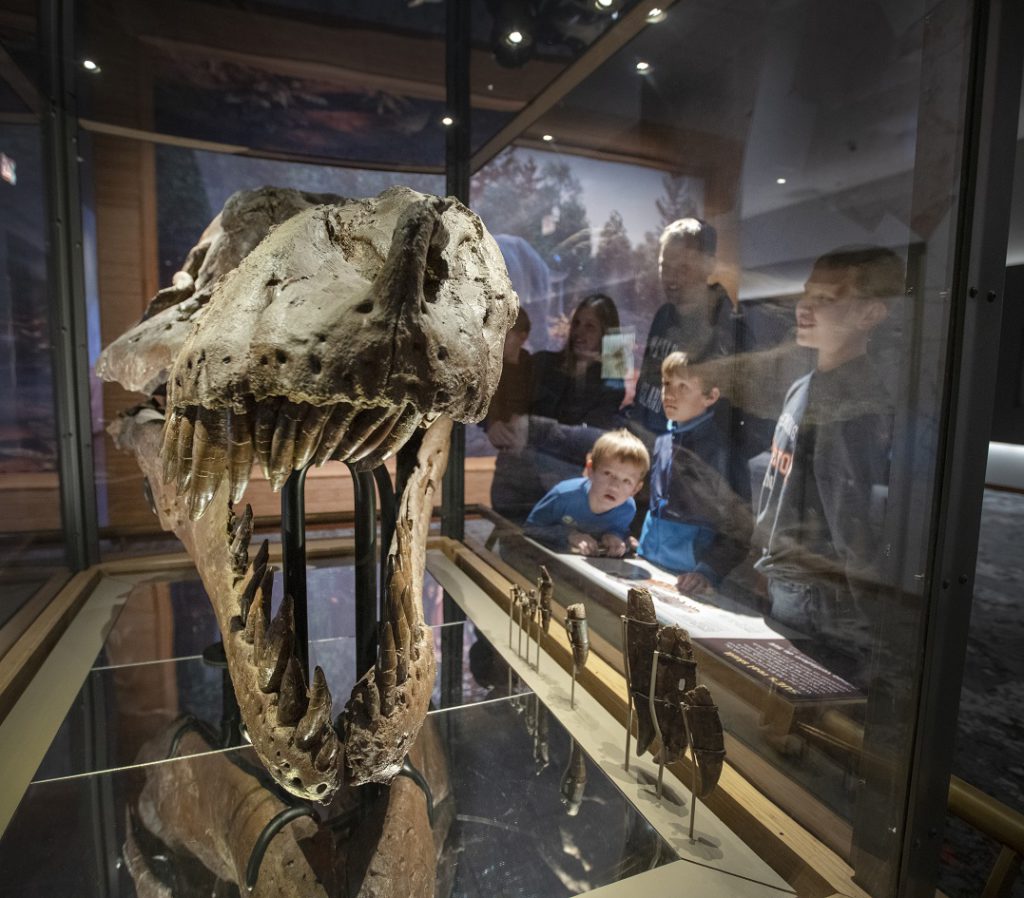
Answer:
[659,240,716,310]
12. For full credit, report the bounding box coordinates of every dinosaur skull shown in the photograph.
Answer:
[100,186,517,802]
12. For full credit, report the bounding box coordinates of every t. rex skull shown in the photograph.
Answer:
[99,186,517,803]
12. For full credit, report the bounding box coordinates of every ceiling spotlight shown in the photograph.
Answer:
[593,0,623,10]
[82,58,101,73]
[635,60,652,74]
[646,7,667,23]
[506,29,524,44]
[490,0,536,67]
[542,134,554,142]
[441,116,454,127]
[776,177,787,184]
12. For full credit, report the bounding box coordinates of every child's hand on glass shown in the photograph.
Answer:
[568,530,600,556]
[676,571,710,595]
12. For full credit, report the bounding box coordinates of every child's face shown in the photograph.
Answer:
[661,373,718,423]
[796,268,887,355]
[585,457,645,514]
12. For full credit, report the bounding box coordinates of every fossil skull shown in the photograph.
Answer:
[100,186,517,803]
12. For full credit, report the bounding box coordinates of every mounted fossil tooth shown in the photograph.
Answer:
[227,407,254,503]
[187,406,228,521]
[565,604,589,669]
[175,406,197,494]
[293,404,330,470]
[624,587,659,757]
[244,596,268,648]
[311,402,357,466]
[258,594,294,694]
[269,399,304,489]
[682,684,726,798]
[296,667,333,750]
[538,566,553,633]
[277,653,309,727]
[314,733,340,773]
[228,504,254,577]
[238,539,270,622]
[378,622,398,716]
[161,410,183,486]
[332,405,392,463]
[653,626,697,764]
[253,397,282,479]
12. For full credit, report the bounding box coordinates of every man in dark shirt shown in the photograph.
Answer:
[630,217,749,440]
[753,245,905,683]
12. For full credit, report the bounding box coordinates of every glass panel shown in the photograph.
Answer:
[0,15,70,632]
[468,0,975,892]
[2,696,674,898]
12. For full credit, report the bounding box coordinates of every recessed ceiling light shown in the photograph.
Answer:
[542,134,554,142]
[776,177,787,184]
[441,116,454,126]
[595,0,614,7]
[82,59,100,73]
[506,30,524,45]
[635,60,651,74]
[646,7,667,22]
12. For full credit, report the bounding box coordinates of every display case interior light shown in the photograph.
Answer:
[506,29,524,44]
[82,58,101,72]
[646,7,667,23]
[776,177,787,184]
[635,60,652,73]
[441,116,454,126]
[542,133,554,142]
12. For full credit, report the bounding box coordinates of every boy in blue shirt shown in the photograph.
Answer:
[525,429,650,557]
[638,352,753,593]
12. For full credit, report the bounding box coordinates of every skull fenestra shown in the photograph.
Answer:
[98,186,518,803]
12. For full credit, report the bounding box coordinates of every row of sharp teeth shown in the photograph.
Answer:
[161,396,423,520]
[227,506,341,792]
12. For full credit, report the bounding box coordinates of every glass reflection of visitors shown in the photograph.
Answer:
[752,246,905,683]
[637,352,753,595]
[629,218,747,438]
[486,308,535,521]
[531,293,626,428]
[525,429,649,557]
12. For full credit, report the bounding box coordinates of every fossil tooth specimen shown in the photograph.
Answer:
[653,626,697,763]
[277,653,309,727]
[565,603,589,669]
[259,594,295,694]
[538,566,553,633]
[296,666,333,751]
[560,738,588,816]
[101,186,517,804]
[624,587,659,756]
[682,684,726,798]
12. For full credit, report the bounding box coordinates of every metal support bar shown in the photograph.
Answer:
[373,465,396,623]
[40,0,99,570]
[349,467,379,677]
[281,466,310,680]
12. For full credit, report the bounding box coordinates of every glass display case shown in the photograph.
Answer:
[0,0,1021,896]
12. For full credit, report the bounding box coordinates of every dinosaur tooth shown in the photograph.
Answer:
[294,403,330,470]
[348,404,406,463]
[269,400,303,490]
[565,603,589,669]
[253,397,281,479]
[682,684,726,798]
[296,667,332,750]
[332,406,391,462]
[312,401,357,466]
[277,653,309,727]
[229,504,254,573]
[227,408,253,504]
[539,566,553,633]
[161,410,182,485]
[244,596,267,648]
[625,587,659,756]
[314,732,340,772]
[175,406,197,494]
[258,594,293,694]
[396,616,411,684]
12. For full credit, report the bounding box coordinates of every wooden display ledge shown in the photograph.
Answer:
[434,537,871,898]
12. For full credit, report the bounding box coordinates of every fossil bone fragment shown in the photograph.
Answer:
[652,626,697,764]
[623,587,659,756]
[101,186,517,802]
[682,684,726,798]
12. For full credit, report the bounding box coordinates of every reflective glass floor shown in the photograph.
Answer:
[0,560,676,897]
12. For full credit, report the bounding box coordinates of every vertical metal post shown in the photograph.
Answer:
[40,0,99,570]
[441,0,471,542]
[373,465,396,623]
[896,1,1024,896]
[281,466,310,681]
[350,468,378,677]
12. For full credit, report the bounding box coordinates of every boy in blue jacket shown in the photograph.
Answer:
[638,352,753,593]
[525,429,650,557]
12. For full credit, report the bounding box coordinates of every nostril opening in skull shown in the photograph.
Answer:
[356,300,374,314]
[436,346,448,361]
[275,349,288,365]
